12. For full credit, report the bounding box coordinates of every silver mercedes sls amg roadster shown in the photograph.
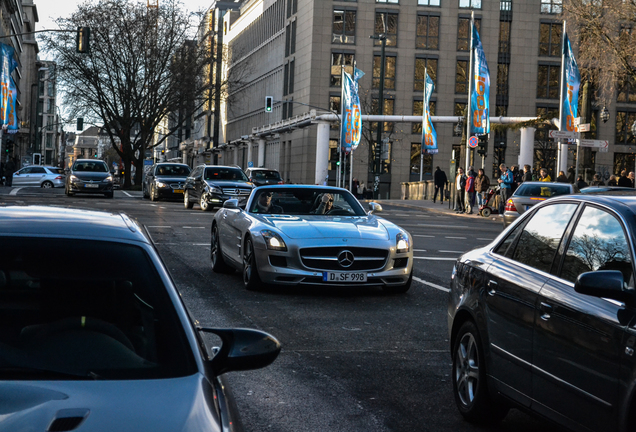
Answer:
[211,185,414,293]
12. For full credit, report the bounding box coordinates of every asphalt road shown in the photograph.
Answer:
[1,187,560,432]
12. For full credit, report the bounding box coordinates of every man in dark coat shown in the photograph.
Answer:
[4,158,15,187]
[433,166,448,204]
[618,169,631,187]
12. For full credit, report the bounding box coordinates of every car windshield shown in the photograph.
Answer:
[73,162,109,173]
[252,170,281,180]
[514,183,573,198]
[156,165,190,176]
[0,238,196,380]
[249,188,366,216]
[204,167,247,181]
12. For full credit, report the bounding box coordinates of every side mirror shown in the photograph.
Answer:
[223,199,239,209]
[574,270,634,303]
[198,327,281,376]
[368,202,383,214]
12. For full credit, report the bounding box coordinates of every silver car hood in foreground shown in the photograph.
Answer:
[256,214,390,240]
[0,374,222,432]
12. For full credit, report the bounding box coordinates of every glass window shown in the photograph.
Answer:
[541,0,562,14]
[373,55,396,90]
[455,60,468,94]
[249,188,366,216]
[412,99,436,133]
[494,222,524,258]
[376,0,398,3]
[537,64,561,99]
[419,0,441,5]
[617,75,636,103]
[416,15,439,49]
[459,0,481,8]
[371,97,394,133]
[328,139,339,171]
[561,206,633,284]
[454,102,466,136]
[497,64,509,98]
[457,18,480,51]
[330,52,355,87]
[414,57,437,91]
[539,22,562,57]
[410,143,433,175]
[510,203,578,273]
[204,167,248,181]
[499,21,511,55]
[615,110,636,145]
[374,12,398,47]
[332,9,356,44]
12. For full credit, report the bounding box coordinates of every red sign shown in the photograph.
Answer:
[468,136,479,148]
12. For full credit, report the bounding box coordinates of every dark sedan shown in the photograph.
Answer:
[65,159,114,198]
[184,165,254,211]
[0,206,280,431]
[143,163,191,201]
[448,194,636,432]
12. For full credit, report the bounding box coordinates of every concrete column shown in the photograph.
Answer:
[258,138,265,167]
[233,146,238,166]
[558,140,568,174]
[518,127,535,169]
[315,121,330,185]
[247,141,253,167]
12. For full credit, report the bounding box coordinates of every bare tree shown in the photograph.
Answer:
[41,0,240,187]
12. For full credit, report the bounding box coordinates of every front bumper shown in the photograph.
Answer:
[68,181,113,193]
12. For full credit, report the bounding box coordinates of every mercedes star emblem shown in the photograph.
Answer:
[337,250,354,268]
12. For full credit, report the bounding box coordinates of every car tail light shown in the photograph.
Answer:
[278,181,284,184]
[55,176,63,180]
[505,199,517,212]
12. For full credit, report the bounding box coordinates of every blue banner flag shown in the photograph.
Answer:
[561,33,580,132]
[0,43,18,130]
[470,26,490,135]
[340,68,365,152]
[421,73,438,154]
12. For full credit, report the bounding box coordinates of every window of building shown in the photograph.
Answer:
[371,140,392,174]
[459,0,481,8]
[500,0,512,11]
[376,0,399,3]
[541,0,562,14]
[283,63,289,96]
[46,134,53,148]
[454,102,466,136]
[282,98,294,119]
[455,59,468,94]
[535,105,559,142]
[331,52,355,87]
[419,0,441,5]
[329,139,339,171]
[539,22,562,57]
[286,0,297,18]
[457,18,480,51]
[47,81,55,97]
[374,11,398,47]
[285,20,297,56]
[410,143,434,175]
[537,64,560,99]
[617,75,636,103]
[371,97,395,133]
[373,54,396,90]
[332,9,356,44]
[416,14,439,49]
[616,110,636,145]
[499,21,511,56]
[412,99,436,133]
[414,57,438,91]
[615,153,636,175]
[497,64,509,98]
[329,94,341,129]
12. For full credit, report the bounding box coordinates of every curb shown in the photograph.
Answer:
[365,199,504,224]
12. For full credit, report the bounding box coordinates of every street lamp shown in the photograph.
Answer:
[600,106,610,123]
[369,33,386,199]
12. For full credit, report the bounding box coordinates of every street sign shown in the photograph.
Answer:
[573,117,580,126]
[248,161,254,167]
[579,139,609,152]
[578,123,590,132]
[468,136,479,148]
[549,130,580,140]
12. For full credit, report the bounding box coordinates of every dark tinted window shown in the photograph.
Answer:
[561,206,633,284]
[73,161,109,172]
[31,167,46,174]
[155,164,190,176]
[510,203,578,273]
[252,170,282,180]
[493,222,524,257]
[17,168,32,174]
[249,188,365,216]
[205,168,248,181]
[514,183,573,198]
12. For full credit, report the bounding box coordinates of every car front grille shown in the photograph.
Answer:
[221,187,252,196]
[300,247,388,271]
[169,183,185,189]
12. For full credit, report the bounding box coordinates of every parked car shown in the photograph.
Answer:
[142,162,191,201]
[65,159,114,198]
[0,205,280,431]
[448,194,636,432]
[184,164,254,211]
[503,181,579,227]
[244,167,284,186]
[581,185,636,195]
[211,185,413,293]
[12,165,65,188]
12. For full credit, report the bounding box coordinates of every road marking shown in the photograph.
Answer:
[122,191,134,197]
[193,243,209,246]
[9,187,22,196]
[413,234,435,238]
[413,249,427,252]
[413,257,457,261]
[445,236,467,239]
[477,238,494,241]
[413,276,450,292]
[183,226,205,229]
[148,226,171,228]
[439,250,464,254]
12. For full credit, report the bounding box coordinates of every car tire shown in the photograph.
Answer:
[200,194,211,211]
[243,236,264,291]
[142,184,149,199]
[105,192,114,198]
[382,269,412,294]
[452,321,509,425]
[481,207,491,218]
[184,190,194,209]
[150,185,158,201]
[41,181,54,188]
[211,224,234,274]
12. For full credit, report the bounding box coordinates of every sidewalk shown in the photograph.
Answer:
[368,198,503,223]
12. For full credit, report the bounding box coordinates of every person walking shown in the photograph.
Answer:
[465,170,476,214]
[618,169,631,187]
[352,178,360,197]
[538,168,551,182]
[497,164,513,215]
[590,173,605,186]
[522,164,533,182]
[433,166,448,204]
[475,168,490,209]
[454,168,467,213]
[556,170,569,183]
[357,181,366,199]
[4,158,15,187]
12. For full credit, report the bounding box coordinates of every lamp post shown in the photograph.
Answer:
[600,106,610,123]
[369,33,386,199]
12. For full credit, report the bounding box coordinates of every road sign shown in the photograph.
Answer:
[468,136,479,148]
[248,161,254,168]
[573,117,580,126]
[549,130,580,140]
[578,123,590,132]
[579,139,609,152]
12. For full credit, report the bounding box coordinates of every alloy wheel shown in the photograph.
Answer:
[455,332,480,407]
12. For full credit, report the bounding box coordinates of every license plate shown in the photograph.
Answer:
[322,272,367,282]
[84,184,99,188]
[173,189,184,193]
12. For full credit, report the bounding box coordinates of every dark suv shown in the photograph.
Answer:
[244,167,284,186]
[184,165,254,211]
[65,159,114,198]
[143,163,191,201]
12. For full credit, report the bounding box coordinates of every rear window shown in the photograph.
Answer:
[155,165,190,176]
[252,170,281,180]
[514,183,572,198]
[73,161,109,173]
[46,167,65,175]
[204,168,247,181]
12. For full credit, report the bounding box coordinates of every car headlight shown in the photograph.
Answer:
[206,185,222,194]
[70,175,79,182]
[261,230,287,251]
[396,232,410,253]
[104,175,114,183]
[155,181,168,188]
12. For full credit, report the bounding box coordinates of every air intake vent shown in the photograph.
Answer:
[48,417,85,432]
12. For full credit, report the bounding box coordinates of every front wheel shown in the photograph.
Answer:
[200,194,211,211]
[243,237,264,291]
[184,190,194,209]
[211,225,234,273]
[480,207,492,218]
[150,185,158,201]
[452,321,508,424]
[41,181,54,188]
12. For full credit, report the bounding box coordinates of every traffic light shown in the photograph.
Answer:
[265,96,273,113]
[477,135,488,156]
[33,153,41,165]
[77,27,91,53]
[94,152,98,158]
[77,117,84,130]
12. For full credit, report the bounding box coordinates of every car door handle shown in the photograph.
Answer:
[487,280,497,296]
[540,302,552,320]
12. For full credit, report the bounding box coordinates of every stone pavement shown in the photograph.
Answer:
[369,197,503,223]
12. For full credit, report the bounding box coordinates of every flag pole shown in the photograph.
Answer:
[338,64,345,188]
[465,11,475,173]
[557,20,567,176]
[420,66,427,182]
[349,61,356,194]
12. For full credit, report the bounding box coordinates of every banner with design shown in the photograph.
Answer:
[340,68,365,152]
[561,33,580,132]
[0,44,18,130]
[470,26,490,135]
[421,72,438,154]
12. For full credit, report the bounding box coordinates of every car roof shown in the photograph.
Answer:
[247,167,279,171]
[542,194,636,217]
[253,185,349,191]
[197,164,243,169]
[518,181,574,186]
[0,206,150,244]
[155,162,188,166]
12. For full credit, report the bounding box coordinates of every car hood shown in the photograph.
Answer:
[155,176,188,183]
[0,375,222,432]
[205,180,252,189]
[71,172,110,181]
[256,215,390,240]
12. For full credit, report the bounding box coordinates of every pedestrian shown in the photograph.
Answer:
[352,178,360,197]
[510,165,521,192]
[556,170,569,183]
[576,175,588,189]
[475,168,490,209]
[433,166,448,204]
[4,157,15,187]
[608,175,618,186]
[629,172,635,188]
[538,168,551,182]
[522,164,533,183]
[619,169,631,187]
[567,166,575,183]
[454,167,467,213]
[465,170,476,214]
[590,173,605,186]
[497,164,513,215]
[357,181,366,199]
